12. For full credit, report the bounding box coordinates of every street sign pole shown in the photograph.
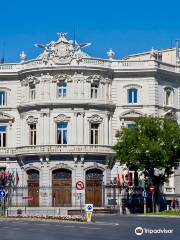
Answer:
[80,193,83,217]
[152,192,155,213]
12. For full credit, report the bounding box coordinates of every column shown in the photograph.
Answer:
[109,114,112,145]
[104,114,109,145]
[39,156,51,207]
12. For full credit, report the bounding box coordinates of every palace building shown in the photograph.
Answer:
[0,32,180,208]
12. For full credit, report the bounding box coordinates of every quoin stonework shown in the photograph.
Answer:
[0,32,180,209]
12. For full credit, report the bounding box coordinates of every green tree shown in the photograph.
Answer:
[113,116,180,206]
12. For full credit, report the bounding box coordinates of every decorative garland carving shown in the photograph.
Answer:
[26,116,38,125]
[88,114,103,123]
[54,114,70,122]
[86,74,105,84]
[52,74,72,83]
[21,75,40,86]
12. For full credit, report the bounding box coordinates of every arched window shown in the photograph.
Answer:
[128,88,138,104]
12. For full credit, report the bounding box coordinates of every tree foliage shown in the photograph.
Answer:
[113,116,180,186]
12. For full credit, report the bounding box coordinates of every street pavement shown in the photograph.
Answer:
[0,215,179,240]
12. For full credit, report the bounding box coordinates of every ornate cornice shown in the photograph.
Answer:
[88,114,103,123]
[21,75,40,86]
[54,114,70,122]
[123,84,142,89]
[52,74,72,83]
[0,112,14,125]
[86,74,105,84]
[26,116,38,125]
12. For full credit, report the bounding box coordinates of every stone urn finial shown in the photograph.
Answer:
[20,51,27,62]
[107,48,115,60]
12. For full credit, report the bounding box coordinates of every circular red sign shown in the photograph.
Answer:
[149,185,155,193]
[76,181,85,190]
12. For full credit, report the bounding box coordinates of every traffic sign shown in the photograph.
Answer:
[149,185,155,193]
[142,190,148,198]
[22,196,33,201]
[86,212,92,223]
[76,181,85,190]
[0,190,6,198]
[85,204,93,212]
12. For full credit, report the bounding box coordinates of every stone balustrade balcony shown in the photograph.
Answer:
[0,144,115,157]
[0,58,179,73]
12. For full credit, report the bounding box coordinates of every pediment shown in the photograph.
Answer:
[120,110,143,120]
[0,112,14,122]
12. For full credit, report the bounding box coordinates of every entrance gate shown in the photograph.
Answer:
[85,169,103,207]
[52,169,72,207]
[27,169,39,207]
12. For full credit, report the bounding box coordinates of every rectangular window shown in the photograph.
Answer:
[57,82,67,97]
[0,126,7,147]
[0,91,6,106]
[57,122,68,144]
[29,124,36,145]
[29,85,36,100]
[90,123,99,144]
[91,84,98,98]
[128,89,138,104]
[127,124,135,129]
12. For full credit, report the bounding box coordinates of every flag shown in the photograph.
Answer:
[122,174,124,186]
[117,173,121,186]
[128,172,133,186]
[16,171,19,185]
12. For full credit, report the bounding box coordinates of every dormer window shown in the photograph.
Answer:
[0,91,6,106]
[164,88,173,106]
[128,88,138,104]
[57,82,67,97]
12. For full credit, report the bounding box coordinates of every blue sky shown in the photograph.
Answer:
[0,0,180,62]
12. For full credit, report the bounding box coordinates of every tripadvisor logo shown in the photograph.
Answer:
[135,226,174,235]
[135,227,144,236]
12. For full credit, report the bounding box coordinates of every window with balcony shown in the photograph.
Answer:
[0,91,6,106]
[91,83,99,98]
[164,88,173,106]
[0,126,7,147]
[128,88,138,104]
[57,82,67,97]
[29,84,36,100]
[57,122,68,144]
[29,124,36,145]
[90,123,99,144]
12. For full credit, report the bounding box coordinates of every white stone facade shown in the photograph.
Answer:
[0,33,180,207]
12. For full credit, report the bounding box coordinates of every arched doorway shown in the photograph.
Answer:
[85,169,103,207]
[52,169,72,207]
[27,169,39,207]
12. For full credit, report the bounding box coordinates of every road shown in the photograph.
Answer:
[0,215,179,240]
